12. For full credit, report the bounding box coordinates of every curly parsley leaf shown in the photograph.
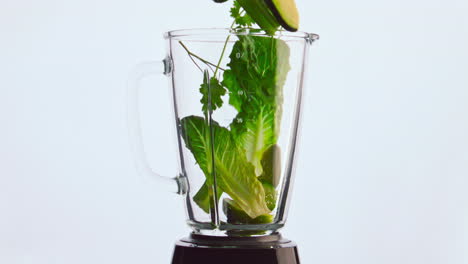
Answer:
[199,71,226,115]
[230,1,255,27]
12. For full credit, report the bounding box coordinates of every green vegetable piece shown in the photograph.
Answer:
[261,182,277,211]
[258,144,282,187]
[232,106,277,176]
[193,181,223,214]
[230,1,255,27]
[223,36,290,111]
[222,36,290,176]
[199,72,226,115]
[181,116,271,219]
[265,0,300,32]
[223,198,273,224]
[180,116,213,182]
[236,0,280,35]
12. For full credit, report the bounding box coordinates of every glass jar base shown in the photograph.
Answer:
[187,220,285,237]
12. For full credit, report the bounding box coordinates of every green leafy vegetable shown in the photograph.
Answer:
[200,71,226,115]
[261,182,277,211]
[258,144,282,187]
[231,105,277,176]
[230,1,255,27]
[223,198,273,224]
[223,36,290,175]
[180,116,213,181]
[181,116,270,219]
[223,36,290,111]
[193,181,222,213]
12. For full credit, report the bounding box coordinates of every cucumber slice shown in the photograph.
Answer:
[258,144,282,187]
[266,0,300,32]
[261,182,277,211]
[237,0,280,35]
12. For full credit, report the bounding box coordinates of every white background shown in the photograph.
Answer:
[1,0,467,263]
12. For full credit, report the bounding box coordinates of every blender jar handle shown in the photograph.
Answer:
[127,59,186,194]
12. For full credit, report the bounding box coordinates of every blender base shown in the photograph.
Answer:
[171,233,300,264]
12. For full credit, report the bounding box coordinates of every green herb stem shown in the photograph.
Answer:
[213,37,230,77]
[179,41,226,72]
[213,19,237,77]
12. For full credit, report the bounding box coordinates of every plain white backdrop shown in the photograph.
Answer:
[1,0,467,263]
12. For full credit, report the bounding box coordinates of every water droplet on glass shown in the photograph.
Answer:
[236,117,243,123]
[238,90,244,95]
[236,52,241,59]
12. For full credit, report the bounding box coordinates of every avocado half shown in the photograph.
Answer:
[265,0,300,32]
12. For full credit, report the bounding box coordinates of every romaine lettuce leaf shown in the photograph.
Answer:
[231,105,277,176]
[258,144,282,187]
[193,180,222,213]
[222,36,290,175]
[181,116,270,218]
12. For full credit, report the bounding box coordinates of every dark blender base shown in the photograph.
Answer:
[171,233,300,264]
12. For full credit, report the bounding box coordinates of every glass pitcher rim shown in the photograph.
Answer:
[164,28,319,42]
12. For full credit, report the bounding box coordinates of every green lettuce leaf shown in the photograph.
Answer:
[222,36,290,175]
[180,115,213,181]
[193,181,222,213]
[258,144,282,187]
[181,116,271,219]
[261,182,277,211]
[231,105,277,176]
[223,36,290,109]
